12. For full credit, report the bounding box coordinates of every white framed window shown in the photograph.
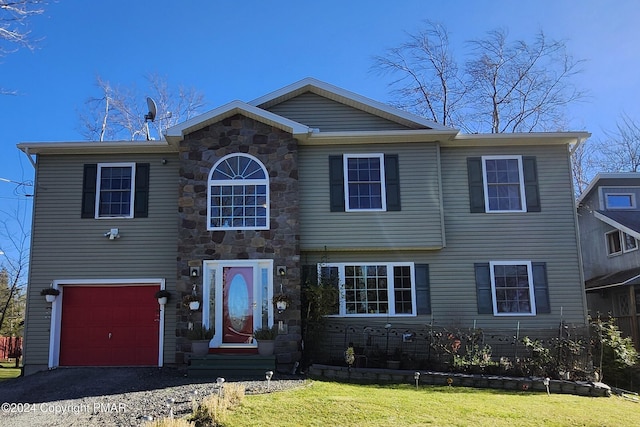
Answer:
[605,230,623,256]
[96,163,135,218]
[489,261,536,316]
[344,153,387,211]
[207,154,269,230]
[319,262,416,317]
[605,193,636,209]
[482,156,526,213]
[605,230,638,255]
[623,232,638,252]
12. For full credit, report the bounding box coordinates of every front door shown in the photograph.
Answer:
[223,267,254,344]
[204,260,273,348]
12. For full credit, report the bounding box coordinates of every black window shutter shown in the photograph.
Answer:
[81,164,97,218]
[134,163,150,218]
[522,156,541,212]
[467,157,485,213]
[532,262,550,313]
[475,263,493,314]
[415,264,431,315]
[384,154,401,211]
[329,155,345,212]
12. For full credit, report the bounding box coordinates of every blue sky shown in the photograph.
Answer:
[1,0,639,220]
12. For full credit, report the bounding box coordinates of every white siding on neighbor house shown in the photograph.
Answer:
[266,92,414,132]
[24,153,179,368]
[299,142,444,251]
[302,143,586,330]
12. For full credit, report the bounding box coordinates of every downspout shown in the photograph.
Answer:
[569,137,589,323]
[22,147,36,168]
[436,142,446,248]
[569,136,587,156]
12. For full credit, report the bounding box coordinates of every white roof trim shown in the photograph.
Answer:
[164,100,309,142]
[249,77,453,132]
[586,274,640,291]
[18,140,177,155]
[593,211,640,240]
[303,129,457,145]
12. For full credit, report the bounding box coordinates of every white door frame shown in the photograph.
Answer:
[203,260,273,348]
[48,278,166,368]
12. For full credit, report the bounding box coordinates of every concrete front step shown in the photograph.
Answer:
[187,354,276,378]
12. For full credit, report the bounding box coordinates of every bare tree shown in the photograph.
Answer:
[373,22,585,133]
[0,205,30,336]
[466,29,585,133]
[0,0,46,95]
[373,21,466,127]
[571,139,598,195]
[596,113,640,173]
[79,73,206,141]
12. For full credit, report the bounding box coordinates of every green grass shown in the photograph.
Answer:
[223,381,639,427]
[0,362,21,381]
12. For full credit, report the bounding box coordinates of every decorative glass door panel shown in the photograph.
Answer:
[204,260,273,348]
[223,267,254,344]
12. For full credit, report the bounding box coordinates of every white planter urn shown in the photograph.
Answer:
[189,301,200,311]
[157,297,168,305]
[276,300,288,312]
[45,294,57,303]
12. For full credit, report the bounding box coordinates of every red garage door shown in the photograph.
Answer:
[59,285,160,366]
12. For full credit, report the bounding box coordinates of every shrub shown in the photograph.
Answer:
[188,384,246,427]
[187,324,214,340]
[144,417,194,427]
[253,326,277,340]
[591,315,638,389]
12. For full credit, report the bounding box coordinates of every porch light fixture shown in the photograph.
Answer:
[104,228,119,239]
[190,266,200,277]
[277,266,287,277]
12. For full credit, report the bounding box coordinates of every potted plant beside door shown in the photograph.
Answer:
[273,293,292,313]
[154,289,171,305]
[40,287,60,303]
[253,326,277,356]
[183,294,200,311]
[187,324,214,356]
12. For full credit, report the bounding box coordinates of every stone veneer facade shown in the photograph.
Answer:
[176,114,301,369]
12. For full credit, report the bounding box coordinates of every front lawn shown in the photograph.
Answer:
[0,362,21,381]
[223,381,638,427]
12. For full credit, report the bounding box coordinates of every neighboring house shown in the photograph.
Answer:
[577,173,640,349]
[18,78,590,375]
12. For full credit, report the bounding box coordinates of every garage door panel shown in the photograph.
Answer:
[59,285,160,366]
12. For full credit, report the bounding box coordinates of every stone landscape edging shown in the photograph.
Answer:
[308,364,612,397]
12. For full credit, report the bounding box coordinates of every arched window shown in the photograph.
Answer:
[208,154,269,230]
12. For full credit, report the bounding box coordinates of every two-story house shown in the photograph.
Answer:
[18,78,590,375]
[577,173,640,349]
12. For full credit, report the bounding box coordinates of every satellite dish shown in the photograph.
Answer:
[144,97,157,122]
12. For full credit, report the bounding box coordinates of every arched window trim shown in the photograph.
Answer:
[207,153,270,231]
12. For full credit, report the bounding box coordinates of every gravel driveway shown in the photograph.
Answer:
[0,367,307,426]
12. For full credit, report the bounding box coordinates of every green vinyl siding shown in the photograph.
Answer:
[24,153,179,368]
[301,143,586,330]
[299,143,444,251]
[266,92,413,132]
